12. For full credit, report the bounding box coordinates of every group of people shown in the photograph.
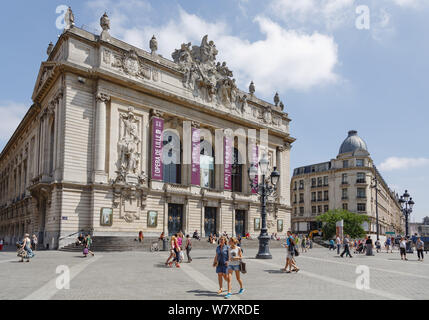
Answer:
[75,233,95,257]
[329,234,425,261]
[165,232,193,267]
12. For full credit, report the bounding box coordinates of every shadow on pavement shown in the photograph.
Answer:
[187,289,220,297]
[264,269,286,274]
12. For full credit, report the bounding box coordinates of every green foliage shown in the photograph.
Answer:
[316,209,369,240]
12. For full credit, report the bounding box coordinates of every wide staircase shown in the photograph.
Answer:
[59,236,323,252]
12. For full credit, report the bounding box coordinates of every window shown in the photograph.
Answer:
[324,205,329,213]
[294,207,297,215]
[299,180,304,189]
[356,159,364,167]
[357,187,366,198]
[299,193,304,203]
[312,206,316,215]
[293,194,297,204]
[317,191,322,201]
[294,181,297,190]
[317,177,322,187]
[342,188,348,200]
[231,148,242,192]
[323,176,328,186]
[342,173,348,184]
[311,192,316,201]
[342,203,348,210]
[200,140,215,189]
[311,178,316,187]
[299,207,304,215]
[356,172,365,183]
[343,160,349,168]
[324,190,329,201]
[357,203,366,212]
[162,131,181,184]
[318,205,322,214]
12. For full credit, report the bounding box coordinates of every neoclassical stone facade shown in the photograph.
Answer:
[291,131,404,236]
[0,11,295,249]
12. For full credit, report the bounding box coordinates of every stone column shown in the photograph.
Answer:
[54,91,63,180]
[217,204,222,236]
[93,93,110,183]
[200,200,205,237]
[163,199,168,235]
[277,142,291,206]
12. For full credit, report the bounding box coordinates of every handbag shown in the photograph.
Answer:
[294,248,299,256]
[239,261,247,274]
[179,251,185,261]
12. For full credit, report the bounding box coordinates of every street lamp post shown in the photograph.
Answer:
[370,176,380,241]
[398,190,415,253]
[248,153,280,259]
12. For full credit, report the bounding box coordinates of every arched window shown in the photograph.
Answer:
[162,130,181,184]
[232,148,242,192]
[200,139,214,189]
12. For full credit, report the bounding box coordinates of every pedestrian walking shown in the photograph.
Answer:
[340,234,353,258]
[138,231,144,243]
[19,233,35,262]
[185,234,192,263]
[83,234,95,256]
[168,235,181,268]
[385,237,391,253]
[165,236,176,266]
[375,238,381,253]
[416,237,424,262]
[366,236,374,256]
[301,236,307,253]
[282,231,299,273]
[213,236,229,295]
[225,237,245,299]
[329,239,335,250]
[31,234,38,251]
[336,235,341,255]
[399,237,408,261]
[0,238,3,251]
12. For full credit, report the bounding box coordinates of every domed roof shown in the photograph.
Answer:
[338,130,368,155]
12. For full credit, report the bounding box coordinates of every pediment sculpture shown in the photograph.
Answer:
[172,35,246,111]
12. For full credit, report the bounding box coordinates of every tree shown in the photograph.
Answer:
[316,209,370,239]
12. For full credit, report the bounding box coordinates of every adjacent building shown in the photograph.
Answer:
[0,10,295,249]
[291,130,404,235]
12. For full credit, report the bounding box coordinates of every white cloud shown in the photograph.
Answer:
[0,101,28,148]
[268,0,356,30]
[390,0,426,8]
[85,3,340,96]
[379,157,429,171]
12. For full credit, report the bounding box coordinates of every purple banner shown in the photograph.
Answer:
[251,144,259,193]
[191,128,200,185]
[151,117,164,180]
[224,136,233,190]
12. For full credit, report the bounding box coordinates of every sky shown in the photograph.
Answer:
[0,0,428,222]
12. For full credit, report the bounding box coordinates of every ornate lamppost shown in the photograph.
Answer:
[248,153,280,259]
[398,190,415,253]
[370,176,380,241]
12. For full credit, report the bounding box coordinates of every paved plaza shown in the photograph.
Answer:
[0,247,428,300]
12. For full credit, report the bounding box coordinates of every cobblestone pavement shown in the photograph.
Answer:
[1,247,428,300]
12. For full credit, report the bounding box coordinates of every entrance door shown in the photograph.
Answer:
[204,207,217,237]
[168,204,183,236]
[235,210,246,237]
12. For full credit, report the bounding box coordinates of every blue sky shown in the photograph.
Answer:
[0,0,428,221]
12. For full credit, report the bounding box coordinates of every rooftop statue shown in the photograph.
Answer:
[150,35,158,54]
[64,7,75,30]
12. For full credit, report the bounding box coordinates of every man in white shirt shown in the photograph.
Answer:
[336,236,341,255]
[399,237,408,261]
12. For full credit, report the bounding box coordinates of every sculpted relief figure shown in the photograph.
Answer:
[118,108,141,176]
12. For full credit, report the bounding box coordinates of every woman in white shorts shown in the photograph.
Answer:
[225,237,245,299]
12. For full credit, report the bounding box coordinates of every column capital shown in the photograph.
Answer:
[191,121,200,128]
[96,92,110,103]
[277,142,291,152]
[150,109,164,119]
